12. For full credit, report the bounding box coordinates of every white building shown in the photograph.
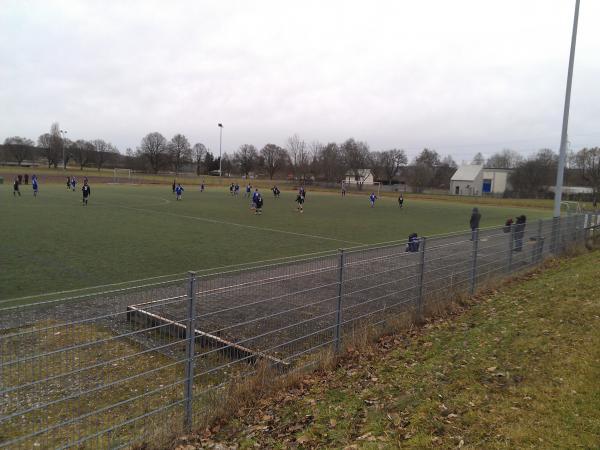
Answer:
[450,164,484,196]
[450,165,513,196]
[482,169,512,194]
[344,169,374,185]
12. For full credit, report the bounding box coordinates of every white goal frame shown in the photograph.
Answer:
[341,180,381,197]
[560,200,582,213]
[113,168,132,184]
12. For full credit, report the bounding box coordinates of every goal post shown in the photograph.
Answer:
[560,200,582,214]
[113,168,132,184]
[340,181,381,196]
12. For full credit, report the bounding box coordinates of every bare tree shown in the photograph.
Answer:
[3,136,34,166]
[375,149,408,184]
[37,123,63,168]
[169,134,192,175]
[433,154,458,189]
[72,140,94,170]
[509,149,557,196]
[319,142,345,182]
[415,148,441,167]
[341,138,370,182]
[472,152,485,165]
[485,149,523,168]
[260,143,287,179]
[137,132,168,173]
[286,134,310,179]
[192,143,207,175]
[574,147,600,197]
[91,139,118,171]
[233,144,259,177]
[308,141,323,176]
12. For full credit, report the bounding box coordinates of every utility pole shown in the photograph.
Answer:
[553,0,580,218]
[218,123,223,176]
[60,129,68,169]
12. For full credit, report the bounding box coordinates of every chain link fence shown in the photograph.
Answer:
[1,213,599,449]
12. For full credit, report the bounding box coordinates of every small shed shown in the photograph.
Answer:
[450,164,484,196]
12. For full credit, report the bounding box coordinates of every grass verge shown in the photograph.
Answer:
[173,250,600,449]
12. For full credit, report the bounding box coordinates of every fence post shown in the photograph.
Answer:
[507,224,514,273]
[536,218,543,262]
[469,228,479,295]
[184,271,197,432]
[557,216,563,253]
[415,237,427,323]
[551,216,558,254]
[334,249,344,353]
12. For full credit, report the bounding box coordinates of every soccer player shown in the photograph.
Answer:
[66,176,71,190]
[341,185,346,197]
[13,177,21,197]
[229,183,234,195]
[172,180,176,193]
[175,183,184,200]
[245,183,252,198]
[255,191,263,215]
[82,179,91,206]
[398,193,404,208]
[234,183,240,196]
[296,191,305,213]
[32,175,39,197]
[200,181,205,192]
[71,176,76,192]
[369,192,377,208]
[251,188,260,210]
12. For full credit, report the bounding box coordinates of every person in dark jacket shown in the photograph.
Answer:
[13,177,21,197]
[469,207,481,240]
[513,215,527,251]
[82,180,91,206]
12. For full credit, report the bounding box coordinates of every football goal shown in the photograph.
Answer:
[560,200,582,213]
[113,168,133,184]
[341,181,381,196]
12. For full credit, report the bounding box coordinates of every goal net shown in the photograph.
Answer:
[341,181,381,196]
[560,200,582,214]
[113,168,132,184]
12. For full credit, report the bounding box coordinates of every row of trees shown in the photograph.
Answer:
[3,123,119,170]
[4,124,598,196]
[134,132,459,189]
[477,148,600,197]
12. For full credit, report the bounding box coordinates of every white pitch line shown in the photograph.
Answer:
[108,203,366,246]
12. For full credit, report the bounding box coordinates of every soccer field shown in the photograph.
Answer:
[0,183,549,302]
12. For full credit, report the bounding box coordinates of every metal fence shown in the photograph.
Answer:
[1,213,599,449]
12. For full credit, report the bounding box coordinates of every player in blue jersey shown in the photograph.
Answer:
[81,179,91,206]
[254,191,263,215]
[71,176,77,191]
[369,192,377,208]
[245,184,252,198]
[32,175,39,197]
[175,183,184,200]
[251,188,260,210]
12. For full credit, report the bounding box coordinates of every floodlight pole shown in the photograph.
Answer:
[60,130,68,169]
[553,0,580,218]
[218,123,223,176]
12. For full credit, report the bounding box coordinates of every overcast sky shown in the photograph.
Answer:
[1,0,599,162]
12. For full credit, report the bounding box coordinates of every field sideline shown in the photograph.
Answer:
[1,182,550,303]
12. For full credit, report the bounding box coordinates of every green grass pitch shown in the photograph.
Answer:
[0,183,549,303]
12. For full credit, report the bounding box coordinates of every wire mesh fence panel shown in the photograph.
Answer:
[0,214,590,449]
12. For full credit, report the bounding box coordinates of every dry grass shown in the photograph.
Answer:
[169,250,600,449]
